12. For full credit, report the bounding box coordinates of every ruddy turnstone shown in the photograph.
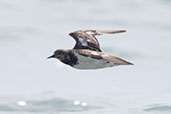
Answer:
[48,30,133,69]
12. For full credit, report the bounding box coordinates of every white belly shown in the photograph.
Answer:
[73,54,115,69]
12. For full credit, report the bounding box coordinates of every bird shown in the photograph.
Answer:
[47,30,133,70]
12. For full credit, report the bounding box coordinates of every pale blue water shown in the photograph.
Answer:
[0,0,171,114]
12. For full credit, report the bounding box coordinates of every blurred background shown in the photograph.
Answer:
[0,0,171,114]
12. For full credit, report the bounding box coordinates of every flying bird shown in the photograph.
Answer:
[48,30,133,69]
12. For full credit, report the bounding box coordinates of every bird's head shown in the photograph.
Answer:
[47,49,68,60]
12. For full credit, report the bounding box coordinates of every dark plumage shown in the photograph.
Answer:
[69,30,126,52]
[48,30,133,69]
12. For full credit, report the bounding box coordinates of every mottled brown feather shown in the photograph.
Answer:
[75,49,103,59]
[69,30,126,52]
[97,30,126,34]
[74,49,133,65]
[103,56,133,65]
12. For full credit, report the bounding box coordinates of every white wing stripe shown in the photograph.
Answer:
[78,37,88,46]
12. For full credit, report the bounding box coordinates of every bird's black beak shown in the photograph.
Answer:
[69,32,75,37]
[69,32,74,36]
[47,54,55,59]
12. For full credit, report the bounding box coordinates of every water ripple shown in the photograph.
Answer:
[0,98,101,113]
[144,104,171,112]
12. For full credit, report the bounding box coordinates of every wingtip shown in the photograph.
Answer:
[115,57,133,65]
[121,30,126,32]
[114,30,126,33]
[127,62,134,65]
[98,30,126,34]
[121,61,133,65]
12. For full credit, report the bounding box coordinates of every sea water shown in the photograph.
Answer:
[0,0,171,114]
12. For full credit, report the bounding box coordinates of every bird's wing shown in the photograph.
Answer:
[75,49,103,59]
[69,30,126,52]
[75,49,133,65]
[102,55,133,65]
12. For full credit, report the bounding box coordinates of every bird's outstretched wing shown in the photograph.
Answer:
[75,49,133,65]
[69,30,126,52]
